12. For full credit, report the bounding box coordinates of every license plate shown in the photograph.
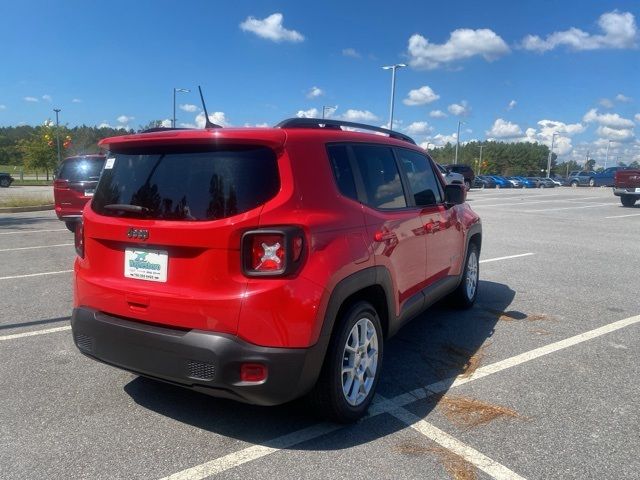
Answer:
[84,189,95,196]
[124,248,168,282]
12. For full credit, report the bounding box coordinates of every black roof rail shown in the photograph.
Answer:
[275,118,416,145]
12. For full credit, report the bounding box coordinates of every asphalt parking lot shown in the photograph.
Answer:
[1,187,638,480]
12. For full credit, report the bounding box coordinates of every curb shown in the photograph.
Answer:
[0,204,54,214]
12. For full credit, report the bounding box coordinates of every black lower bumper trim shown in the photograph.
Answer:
[71,307,326,406]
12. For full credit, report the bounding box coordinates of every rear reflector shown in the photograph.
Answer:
[240,363,268,383]
[74,221,84,258]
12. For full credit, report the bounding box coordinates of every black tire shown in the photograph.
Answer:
[621,195,637,207]
[449,242,479,309]
[588,178,595,187]
[570,181,578,188]
[65,221,77,233]
[464,180,471,190]
[307,301,383,423]
[539,184,545,188]
[0,178,10,188]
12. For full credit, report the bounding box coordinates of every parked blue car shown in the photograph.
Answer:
[489,175,513,188]
[593,167,625,187]
[513,176,537,188]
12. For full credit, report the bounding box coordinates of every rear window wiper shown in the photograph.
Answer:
[103,204,150,214]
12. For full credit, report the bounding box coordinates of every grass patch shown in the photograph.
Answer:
[0,195,53,208]
[12,180,53,186]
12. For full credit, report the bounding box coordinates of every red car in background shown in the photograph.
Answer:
[54,154,105,231]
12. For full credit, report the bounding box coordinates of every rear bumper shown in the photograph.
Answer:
[71,307,326,405]
[613,188,640,197]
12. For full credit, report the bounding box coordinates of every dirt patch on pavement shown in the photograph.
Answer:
[394,442,477,480]
[438,395,522,429]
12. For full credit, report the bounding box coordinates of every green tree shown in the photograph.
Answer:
[17,121,60,179]
[584,159,596,172]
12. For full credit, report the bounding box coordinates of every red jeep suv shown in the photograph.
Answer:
[71,119,481,422]
[54,154,106,231]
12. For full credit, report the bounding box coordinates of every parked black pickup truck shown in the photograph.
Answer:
[0,172,14,188]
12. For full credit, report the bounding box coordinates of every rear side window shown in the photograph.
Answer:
[92,146,279,221]
[327,145,358,201]
[396,149,443,206]
[352,145,406,209]
[58,157,104,181]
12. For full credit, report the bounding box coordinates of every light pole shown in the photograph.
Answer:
[546,132,559,178]
[382,63,406,130]
[322,105,337,119]
[478,145,484,174]
[53,108,62,166]
[173,88,190,128]
[604,139,612,169]
[454,120,465,165]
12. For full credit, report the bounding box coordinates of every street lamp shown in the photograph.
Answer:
[454,120,465,165]
[546,132,559,178]
[382,63,406,130]
[424,142,434,153]
[478,145,484,174]
[172,88,190,128]
[53,108,62,166]
[322,105,337,119]
[604,139,612,169]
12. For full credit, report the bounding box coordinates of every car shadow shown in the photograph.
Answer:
[0,214,59,229]
[123,279,514,450]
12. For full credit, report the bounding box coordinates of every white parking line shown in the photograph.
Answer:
[385,399,526,480]
[0,243,73,253]
[0,269,73,281]
[523,203,613,213]
[0,228,67,235]
[605,212,640,219]
[0,325,71,341]
[157,314,640,480]
[480,253,535,264]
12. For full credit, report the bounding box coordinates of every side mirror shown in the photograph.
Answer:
[444,184,465,205]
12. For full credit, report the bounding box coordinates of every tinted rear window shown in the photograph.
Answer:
[58,157,104,181]
[92,146,279,221]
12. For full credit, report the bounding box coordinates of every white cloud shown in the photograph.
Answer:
[403,85,440,106]
[599,98,614,108]
[339,109,378,122]
[583,108,634,128]
[24,96,38,102]
[179,122,197,129]
[195,111,229,127]
[431,132,458,145]
[97,122,112,129]
[405,121,432,136]
[447,101,470,116]
[507,100,517,110]
[429,110,447,119]
[42,94,52,102]
[0,104,6,110]
[307,86,323,99]
[615,93,632,103]
[160,119,172,128]
[244,122,270,128]
[521,10,638,52]
[342,48,361,58]
[239,13,304,43]
[117,115,134,124]
[407,28,510,70]
[635,114,640,122]
[71,98,82,103]
[179,103,199,113]
[486,118,523,138]
[596,125,635,142]
[296,108,319,118]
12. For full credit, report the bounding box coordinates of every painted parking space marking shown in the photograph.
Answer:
[0,269,73,281]
[480,253,535,264]
[605,212,640,219]
[385,398,527,480]
[0,243,73,253]
[157,314,639,480]
[0,325,71,341]
[522,203,614,213]
[0,228,67,235]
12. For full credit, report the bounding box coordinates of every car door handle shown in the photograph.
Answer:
[425,222,440,233]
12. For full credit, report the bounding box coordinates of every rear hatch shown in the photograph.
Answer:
[615,169,640,189]
[77,133,284,333]
[54,156,105,213]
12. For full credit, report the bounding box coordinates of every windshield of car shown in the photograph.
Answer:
[92,145,279,221]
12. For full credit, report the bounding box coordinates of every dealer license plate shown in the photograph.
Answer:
[124,248,168,282]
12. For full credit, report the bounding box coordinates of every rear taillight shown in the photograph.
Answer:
[53,179,69,189]
[241,227,305,276]
[74,221,84,258]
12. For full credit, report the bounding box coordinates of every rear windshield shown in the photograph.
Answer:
[92,146,279,221]
[58,157,104,181]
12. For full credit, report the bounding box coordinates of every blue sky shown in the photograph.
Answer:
[1,0,639,165]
